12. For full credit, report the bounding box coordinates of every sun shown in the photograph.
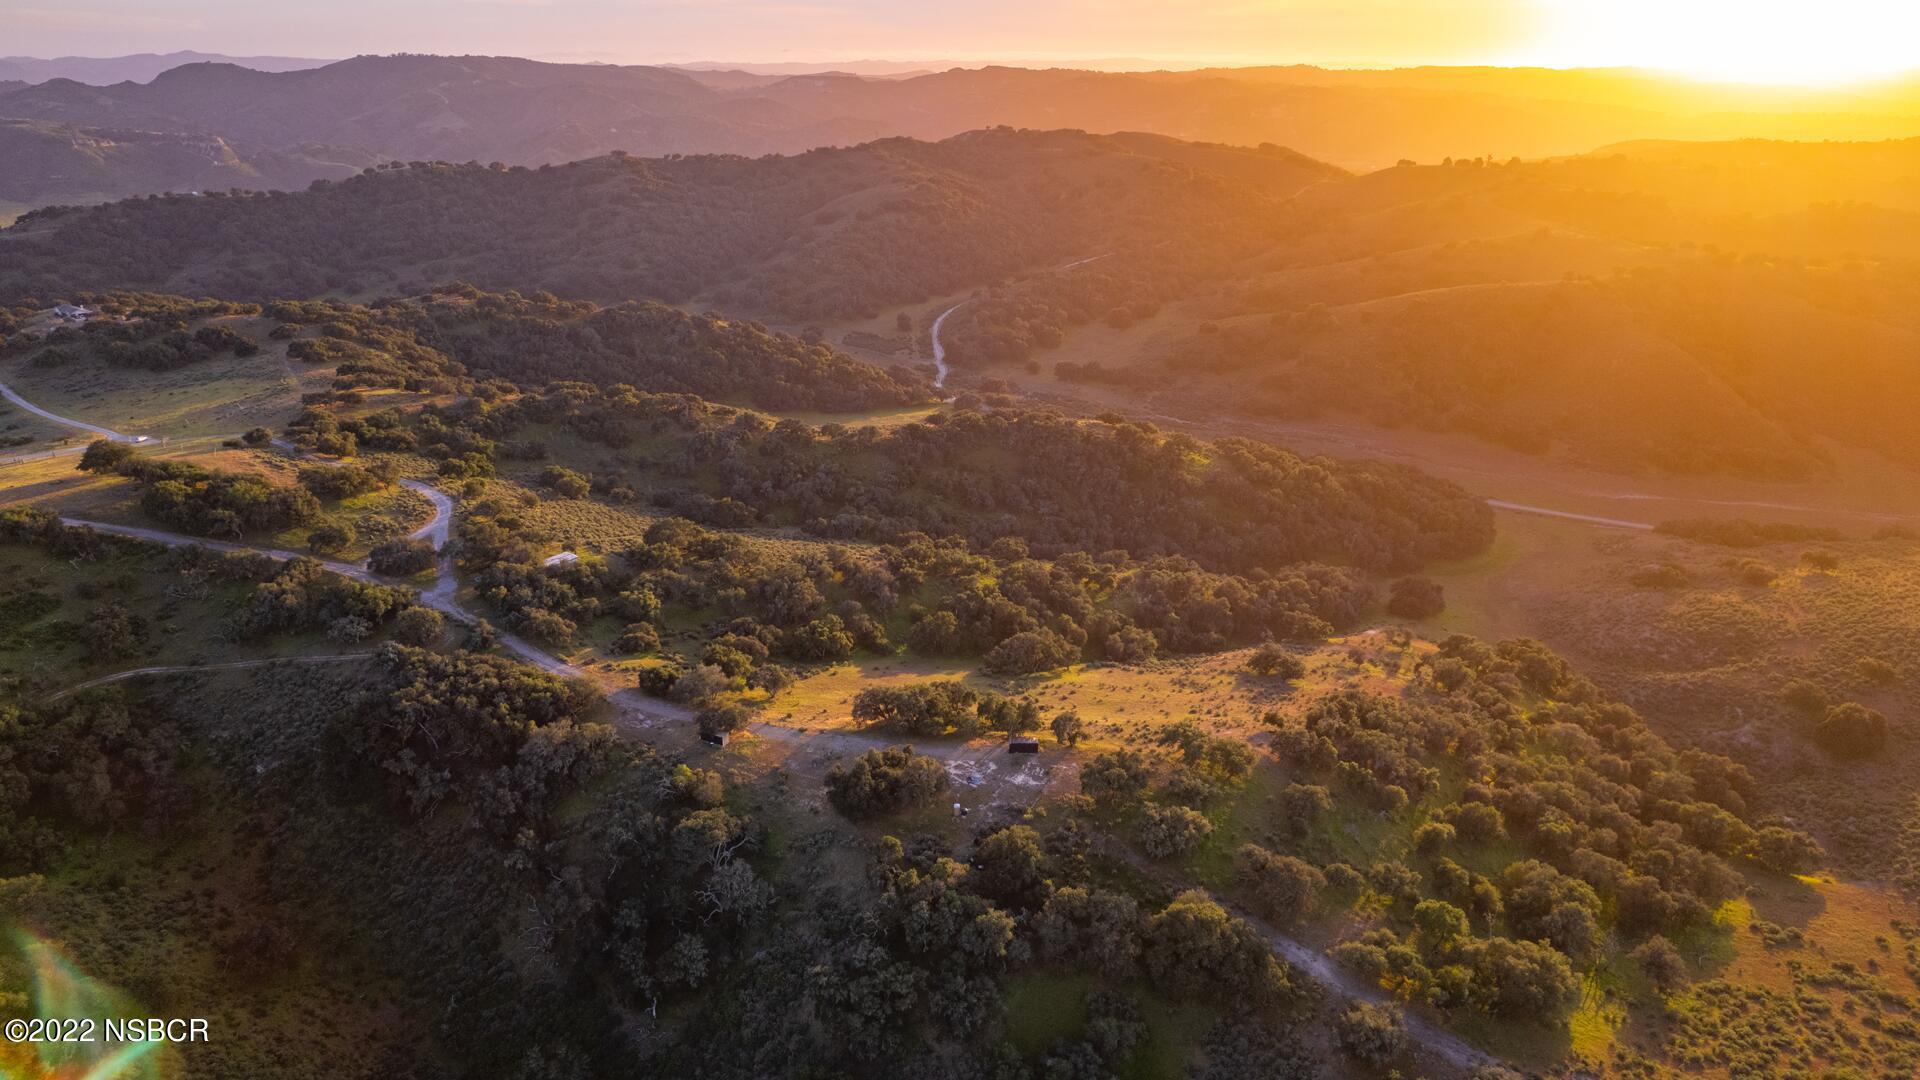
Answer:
[1517,0,1920,85]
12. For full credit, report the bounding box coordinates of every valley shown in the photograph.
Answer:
[2,41,1919,1079]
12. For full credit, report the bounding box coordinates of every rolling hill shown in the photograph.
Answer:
[949,138,1920,479]
[10,128,1920,481]
[0,128,1338,320]
[0,118,381,203]
[3,54,1920,207]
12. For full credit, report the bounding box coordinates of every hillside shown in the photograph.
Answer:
[0,129,1328,320]
[0,118,380,204]
[943,138,1920,480]
[1140,274,1920,477]
[3,56,1920,208]
[13,131,1920,480]
[0,55,876,170]
[0,287,925,416]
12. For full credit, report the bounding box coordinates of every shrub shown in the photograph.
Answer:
[1334,1003,1408,1066]
[696,699,753,738]
[1471,936,1578,1017]
[368,537,438,576]
[1747,825,1824,874]
[982,628,1080,674]
[1141,804,1213,859]
[670,663,731,703]
[613,623,661,655]
[82,602,145,662]
[1857,657,1898,685]
[1246,643,1306,680]
[1050,709,1086,747]
[308,523,354,554]
[1655,519,1841,548]
[1778,678,1828,715]
[299,462,391,499]
[1235,845,1324,925]
[825,745,949,817]
[1814,702,1888,759]
[1386,576,1445,619]
[538,465,591,499]
[1412,821,1457,856]
[391,606,445,646]
[1081,749,1151,808]
[1436,801,1506,843]
[519,608,578,646]
[1141,891,1293,1005]
[852,681,980,737]
[76,439,135,474]
[1632,936,1687,992]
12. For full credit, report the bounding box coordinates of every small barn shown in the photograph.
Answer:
[1008,736,1040,754]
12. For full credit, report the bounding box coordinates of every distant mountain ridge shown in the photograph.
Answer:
[1,53,1918,209]
[0,50,334,85]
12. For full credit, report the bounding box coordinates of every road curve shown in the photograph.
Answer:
[17,339,1505,1071]
[1110,844,1500,1075]
[0,375,137,442]
[926,254,1113,392]
[929,300,968,390]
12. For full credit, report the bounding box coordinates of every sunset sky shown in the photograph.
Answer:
[9,0,1919,85]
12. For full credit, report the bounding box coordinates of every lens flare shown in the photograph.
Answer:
[2,932,161,1080]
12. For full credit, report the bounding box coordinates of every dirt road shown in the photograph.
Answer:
[44,653,376,701]
[0,375,138,442]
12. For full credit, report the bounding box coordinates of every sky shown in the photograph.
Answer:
[8,0,1920,85]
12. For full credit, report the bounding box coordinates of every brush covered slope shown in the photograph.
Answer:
[2,287,926,414]
[0,129,1330,320]
[0,496,1853,1080]
[954,137,1920,480]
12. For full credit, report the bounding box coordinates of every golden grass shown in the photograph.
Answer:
[0,335,309,440]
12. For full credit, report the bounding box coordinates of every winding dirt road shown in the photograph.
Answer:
[0,377,137,442]
[8,366,1501,1072]
[1110,842,1500,1075]
[929,300,968,390]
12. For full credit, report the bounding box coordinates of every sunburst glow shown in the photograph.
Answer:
[1517,0,1920,85]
